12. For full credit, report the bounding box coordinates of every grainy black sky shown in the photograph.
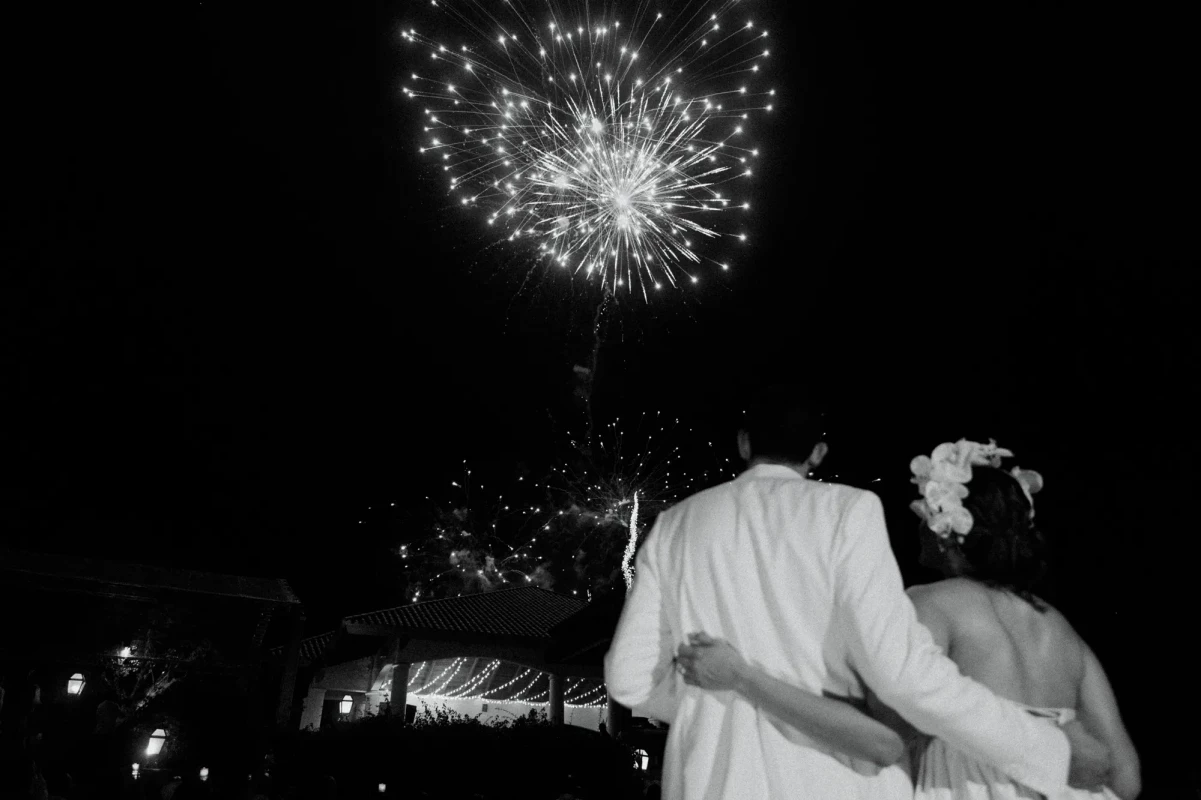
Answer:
[3,2,1198,791]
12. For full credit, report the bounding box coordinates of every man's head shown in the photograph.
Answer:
[737,385,828,471]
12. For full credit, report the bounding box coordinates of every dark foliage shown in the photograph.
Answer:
[270,706,644,800]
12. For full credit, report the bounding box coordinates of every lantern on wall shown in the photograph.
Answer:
[67,673,85,695]
[635,748,649,771]
[378,784,386,794]
[146,729,167,756]
[119,647,132,659]
[131,764,140,780]
[199,768,210,782]
[339,695,353,715]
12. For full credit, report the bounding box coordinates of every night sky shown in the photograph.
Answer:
[3,1,1198,793]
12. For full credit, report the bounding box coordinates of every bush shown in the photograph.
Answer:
[271,704,643,800]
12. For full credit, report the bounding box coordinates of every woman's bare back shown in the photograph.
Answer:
[908,577,1085,710]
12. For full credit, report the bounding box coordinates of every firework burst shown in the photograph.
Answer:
[544,412,738,590]
[401,0,775,299]
[356,416,738,602]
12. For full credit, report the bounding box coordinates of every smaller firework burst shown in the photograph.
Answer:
[542,411,738,592]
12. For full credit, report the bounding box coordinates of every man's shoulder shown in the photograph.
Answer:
[816,480,879,502]
[661,477,877,521]
[809,481,884,521]
[660,478,738,517]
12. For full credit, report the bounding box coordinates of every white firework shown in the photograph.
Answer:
[401,0,776,299]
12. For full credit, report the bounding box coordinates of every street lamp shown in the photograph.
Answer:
[67,673,85,695]
[146,729,167,756]
[339,695,353,715]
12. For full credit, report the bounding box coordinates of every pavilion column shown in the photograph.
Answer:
[388,662,410,722]
[365,690,388,717]
[351,694,371,721]
[275,607,305,728]
[606,694,631,739]
[548,673,565,725]
[299,685,326,731]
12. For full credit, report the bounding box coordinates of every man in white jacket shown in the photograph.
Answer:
[604,389,1108,799]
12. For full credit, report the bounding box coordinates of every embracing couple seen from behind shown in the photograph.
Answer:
[604,386,1139,799]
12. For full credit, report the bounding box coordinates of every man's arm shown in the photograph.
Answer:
[676,634,906,765]
[603,518,679,718]
[833,492,1071,797]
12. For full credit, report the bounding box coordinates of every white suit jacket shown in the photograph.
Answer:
[604,464,1070,800]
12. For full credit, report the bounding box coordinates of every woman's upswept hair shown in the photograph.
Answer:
[956,466,1052,611]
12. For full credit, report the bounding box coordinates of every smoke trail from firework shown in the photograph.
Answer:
[401,0,776,299]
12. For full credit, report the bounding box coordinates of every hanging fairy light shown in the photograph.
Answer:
[406,657,608,708]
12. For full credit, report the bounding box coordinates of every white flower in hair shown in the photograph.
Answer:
[1010,467,1044,513]
[909,439,1019,542]
[929,441,975,484]
[923,479,969,513]
[942,505,974,536]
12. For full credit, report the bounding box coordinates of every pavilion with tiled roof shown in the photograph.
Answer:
[291,586,614,730]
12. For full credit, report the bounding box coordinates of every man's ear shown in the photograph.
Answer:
[737,430,752,462]
[809,441,829,468]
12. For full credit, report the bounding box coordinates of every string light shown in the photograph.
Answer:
[404,658,607,708]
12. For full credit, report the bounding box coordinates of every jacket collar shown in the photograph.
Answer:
[738,463,808,481]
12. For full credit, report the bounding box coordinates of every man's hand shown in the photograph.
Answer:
[675,632,748,692]
[1064,719,1112,791]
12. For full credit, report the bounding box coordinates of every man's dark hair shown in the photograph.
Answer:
[957,466,1052,611]
[741,385,826,463]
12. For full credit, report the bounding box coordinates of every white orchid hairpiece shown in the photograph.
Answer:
[909,439,1043,542]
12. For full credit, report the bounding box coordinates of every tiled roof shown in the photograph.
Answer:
[298,631,336,662]
[345,586,587,639]
[269,630,334,663]
[545,592,623,664]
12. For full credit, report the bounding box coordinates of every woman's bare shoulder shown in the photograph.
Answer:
[1032,599,1087,644]
[907,577,990,607]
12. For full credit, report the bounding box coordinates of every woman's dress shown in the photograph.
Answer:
[914,707,1120,800]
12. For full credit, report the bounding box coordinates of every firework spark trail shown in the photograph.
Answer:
[401,0,775,299]
[622,491,639,589]
[554,411,737,526]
